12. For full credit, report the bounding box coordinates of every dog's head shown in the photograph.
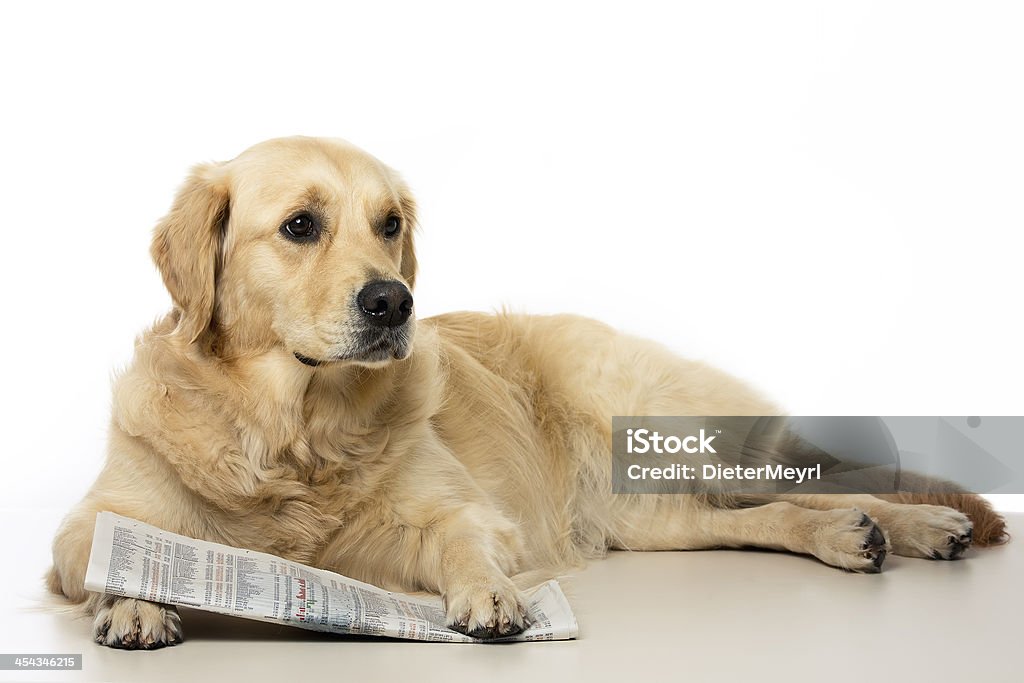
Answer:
[151,137,418,367]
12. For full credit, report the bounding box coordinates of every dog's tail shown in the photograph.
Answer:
[45,565,63,596]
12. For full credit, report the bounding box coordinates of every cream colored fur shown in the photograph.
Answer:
[47,137,1004,649]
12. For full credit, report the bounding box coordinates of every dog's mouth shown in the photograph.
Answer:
[294,352,326,367]
[293,328,412,367]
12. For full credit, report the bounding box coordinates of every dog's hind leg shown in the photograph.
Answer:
[608,496,889,572]
[769,493,992,560]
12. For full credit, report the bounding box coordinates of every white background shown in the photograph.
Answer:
[1,0,1022,523]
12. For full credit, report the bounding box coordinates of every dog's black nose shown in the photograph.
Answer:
[357,280,413,328]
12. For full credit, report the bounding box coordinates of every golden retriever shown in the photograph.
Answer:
[47,137,1006,649]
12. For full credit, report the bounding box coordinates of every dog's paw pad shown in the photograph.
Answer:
[445,580,528,639]
[814,509,890,573]
[858,523,888,570]
[93,598,182,650]
[929,527,973,560]
[857,521,888,572]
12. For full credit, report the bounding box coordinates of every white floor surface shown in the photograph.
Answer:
[2,508,1020,682]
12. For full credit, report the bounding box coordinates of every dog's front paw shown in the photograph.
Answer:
[444,575,528,639]
[877,504,973,560]
[93,597,183,649]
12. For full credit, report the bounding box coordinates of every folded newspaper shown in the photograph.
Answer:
[84,512,578,642]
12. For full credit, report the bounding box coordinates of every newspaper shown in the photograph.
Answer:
[83,512,578,642]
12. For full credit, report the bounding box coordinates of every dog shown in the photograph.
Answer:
[47,137,1007,649]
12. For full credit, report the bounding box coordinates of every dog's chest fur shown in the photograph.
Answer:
[117,331,441,565]
[202,364,400,561]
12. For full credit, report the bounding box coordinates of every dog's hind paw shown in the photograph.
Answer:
[813,509,890,573]
[93,597,182,649]
[874,504,974,560]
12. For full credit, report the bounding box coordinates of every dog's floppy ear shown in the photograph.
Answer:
[398,189,418,290]
[150,163,229,343]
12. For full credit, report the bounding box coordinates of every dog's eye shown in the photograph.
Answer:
[281,214,319,242]
[383,215,401,239]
